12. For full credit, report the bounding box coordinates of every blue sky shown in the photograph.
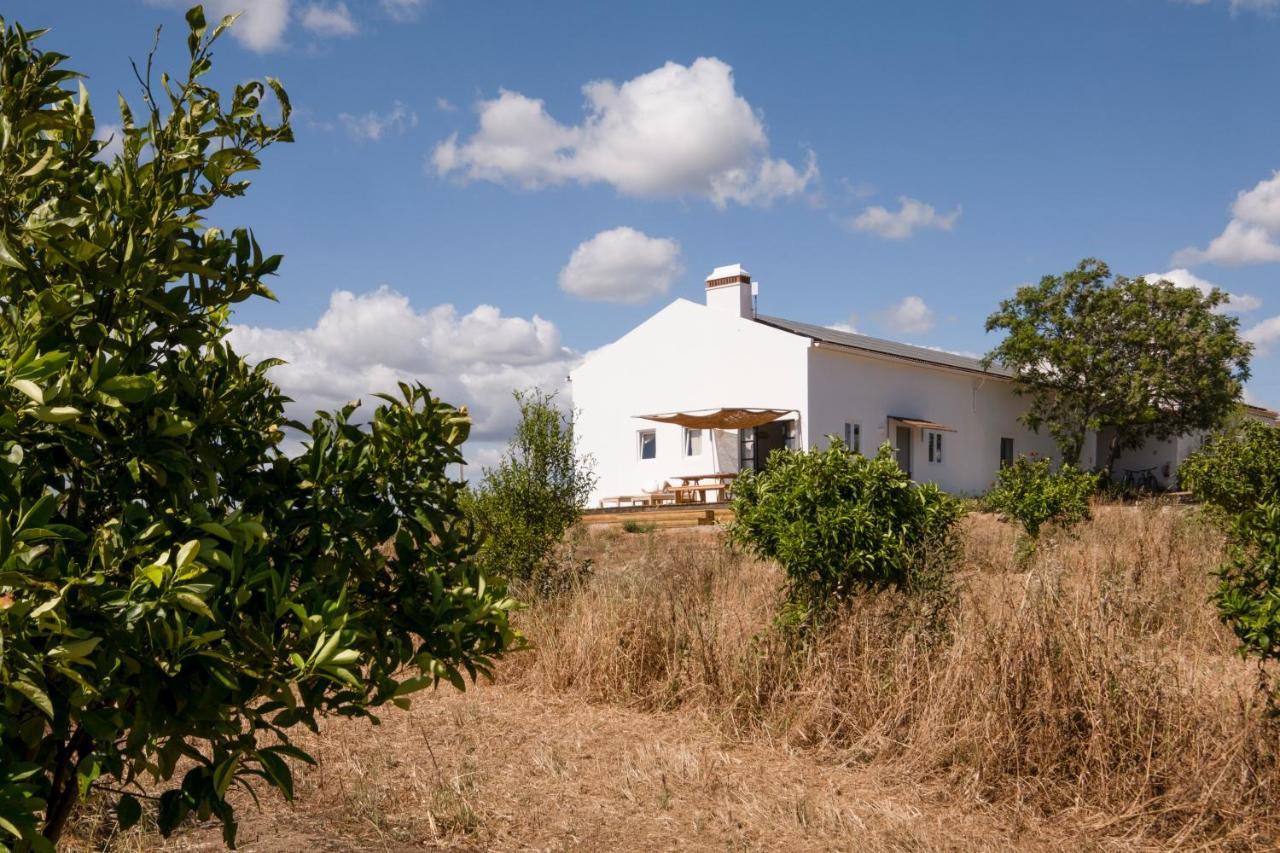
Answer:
[12,0,1280,460]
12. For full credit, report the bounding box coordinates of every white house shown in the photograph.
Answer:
[570,263,1276,505]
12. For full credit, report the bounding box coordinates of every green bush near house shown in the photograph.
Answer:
[467,389,597,597]
[984,456,1099,544]
[730,441,962,623]
[1180,419,1280,518]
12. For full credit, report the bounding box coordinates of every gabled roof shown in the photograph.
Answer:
[754,314,1013,379]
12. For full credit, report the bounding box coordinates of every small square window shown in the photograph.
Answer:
[844,422,861,454]
[638,429,656,460]
[684,427,703,456]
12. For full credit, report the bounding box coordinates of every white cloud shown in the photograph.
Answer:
[301,2,357,36]
[827,316,859,334]
[1143,268,1263,313]
[881,296,935,334]
[163,0,292,53]
[432,57,817,209]
[1245,315,1280,354]
[557,227,683,304]
[93,124,124,162]
[338,101,418,142]
[848,197,960,240]
[382,0,426,21]
[435,97,457,112]
[229,287,578,443]
[1174,172,1280,266]
[1232,0,1280,12]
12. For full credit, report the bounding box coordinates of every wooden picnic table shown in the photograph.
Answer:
[672,482,733,504]
[669,472,738,485]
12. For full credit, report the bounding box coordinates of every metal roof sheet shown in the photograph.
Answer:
[754,314,1013,378]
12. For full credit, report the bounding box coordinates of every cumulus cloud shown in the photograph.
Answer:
[1143,268,1262,313]
[881,296,935,334]
[228,288,579,442]
[339,101,418,141]
[432,57,817,208]
[1245,315,1280,354]
[1174,172,1280,266]
[848,197,960,240]
[382,0,426,21]
[146,0,292,52]
[827,316,859,334]
[301,2,358,36]
[558,227,683,304]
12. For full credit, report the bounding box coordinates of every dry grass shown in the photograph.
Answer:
[65,505,1280,850]
[513,506,1280,849]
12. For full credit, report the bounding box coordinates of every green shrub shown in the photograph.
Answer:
[1215,503,1280,698]
[467,389,597,597]
[730,441,962,620]
[1180,419,1280,518]
[621,519,656,534]
[985,456,1099,542]
[0,12,518,848]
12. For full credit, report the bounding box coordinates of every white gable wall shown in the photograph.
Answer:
[570,299,811,505]
[806,344,1075,494]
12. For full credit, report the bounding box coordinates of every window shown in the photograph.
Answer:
[638,429,656,460]
[684,427,703,457]
[843,421,861,454]
[738,428,755,472]
[927,431,944,464]
[783,420,798,450]
[1000,437,1015,468]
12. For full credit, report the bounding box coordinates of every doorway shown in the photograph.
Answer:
[753,421,788,471]
[894,425,912,476]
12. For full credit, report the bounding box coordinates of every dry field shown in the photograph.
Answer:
[66,505,1280,851]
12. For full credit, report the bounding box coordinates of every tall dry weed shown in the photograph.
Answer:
[511,506,1280,848]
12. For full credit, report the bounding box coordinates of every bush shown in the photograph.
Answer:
[1180,419,1280,517]
[0,13,517,849]
[1215,503,1280,681]
[467,389,597,597]
[985,456,1099,542]
[730,441,962,620]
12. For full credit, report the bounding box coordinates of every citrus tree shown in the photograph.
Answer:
[730,441,962,623]
[0,9,518,848]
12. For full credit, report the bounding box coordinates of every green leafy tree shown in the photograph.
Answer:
[467,389,596,596]
[730,441,962,622]
[1180,417,1280,518]
[983,258,1252,472]
[0,11,517,848]
[985,456,1099,561]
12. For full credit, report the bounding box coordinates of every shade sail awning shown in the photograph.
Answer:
[890,416,956,432]
[637,408,794,429]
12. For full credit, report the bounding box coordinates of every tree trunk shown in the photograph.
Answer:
[42,728,90,844]
[1103,431,1123,478]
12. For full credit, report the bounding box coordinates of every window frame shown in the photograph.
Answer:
[638,428,657,461]
[843,421,861,454]
[683,427,703,457]
[999,436,1015,468]
[927,430,944,464]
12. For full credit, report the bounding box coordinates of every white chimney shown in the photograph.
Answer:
[705,263,753,318]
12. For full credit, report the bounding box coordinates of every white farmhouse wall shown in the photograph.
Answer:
[570,299,811,506]
[805,345,1064,494]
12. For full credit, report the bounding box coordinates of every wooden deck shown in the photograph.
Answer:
[582,502,735,529]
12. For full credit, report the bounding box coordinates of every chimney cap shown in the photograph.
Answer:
[705,263,750,287]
